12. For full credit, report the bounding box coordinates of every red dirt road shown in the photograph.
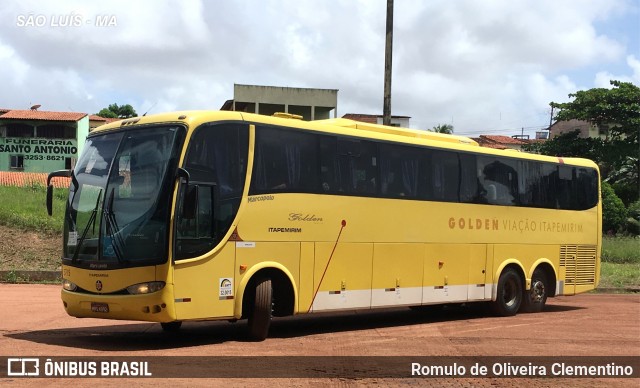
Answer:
[1,284,638,387]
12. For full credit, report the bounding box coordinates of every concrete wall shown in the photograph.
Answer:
[233,84,338,120]
[550,119,600,139]
[374,116,411,127]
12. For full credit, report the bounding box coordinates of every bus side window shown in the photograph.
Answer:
[478,156,518,206]
[319,136,339,192]
[337,138,378,196]
[252,126,319,194]
[428,150,459,202]
[459,153,478,203]
[379,143,421,198]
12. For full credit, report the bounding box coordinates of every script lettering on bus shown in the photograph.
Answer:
[288,213,323,222]
[248,195,274,203]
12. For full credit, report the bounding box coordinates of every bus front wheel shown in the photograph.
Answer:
[491,268,522,316]
[247,277,273,341]
[521,268,548,313]
[160,321,182,332]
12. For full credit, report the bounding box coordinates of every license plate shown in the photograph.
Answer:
[91,302,109,313]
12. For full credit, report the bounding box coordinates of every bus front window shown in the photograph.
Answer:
[175,123,249,260]
[64,126,184,268]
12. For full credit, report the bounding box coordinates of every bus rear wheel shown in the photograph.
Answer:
[247,277,273,341]
[521,268,548,313]
[491,268,522,316]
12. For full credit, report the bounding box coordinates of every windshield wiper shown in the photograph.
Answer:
[71,189,102,263]
[103,187,127,264]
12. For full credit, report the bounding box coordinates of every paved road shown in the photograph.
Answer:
[1,284,638,387]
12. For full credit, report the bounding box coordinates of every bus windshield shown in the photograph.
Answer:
[64,125,184,269]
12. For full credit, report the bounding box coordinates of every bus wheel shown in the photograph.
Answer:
[161,321,182,332]
[247,277,272,341]
[491,268,522,316]
[521,268,548,313]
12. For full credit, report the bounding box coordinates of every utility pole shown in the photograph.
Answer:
[383,0,394,126]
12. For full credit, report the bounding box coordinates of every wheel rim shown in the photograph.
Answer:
[502,277,518,307]
[530,280,545,303]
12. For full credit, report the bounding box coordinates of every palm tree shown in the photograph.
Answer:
[430,124,454,134]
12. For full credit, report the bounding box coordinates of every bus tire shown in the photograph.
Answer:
[247,277,272,341]
[521,268,548,313]
[491,268,522,317]
[161,321,182,332]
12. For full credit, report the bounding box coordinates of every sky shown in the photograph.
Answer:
[1,0,638,138]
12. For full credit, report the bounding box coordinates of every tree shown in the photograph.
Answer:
[97,103,137,119]
[522,130,604,160]
[550,80,640,143]
[430,124,454,134]
[540,81,640,204]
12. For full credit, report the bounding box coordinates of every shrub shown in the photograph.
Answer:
[626,200,640,236]
[602,182,628,234]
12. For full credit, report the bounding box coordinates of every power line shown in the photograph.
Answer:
[456,125,550,136]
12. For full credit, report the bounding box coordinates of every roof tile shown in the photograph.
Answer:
[0,110,87,122]
[0,171,70,188]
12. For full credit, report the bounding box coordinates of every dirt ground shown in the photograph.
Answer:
[0,285,638,387]
[0,224,61,271]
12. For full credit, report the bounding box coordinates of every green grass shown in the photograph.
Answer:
[0,185,67,234]
[602,236,640,264]
[599,262,640,290]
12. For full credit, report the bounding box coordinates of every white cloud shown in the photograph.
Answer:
[0,0,637,137]
[594,55,640,87]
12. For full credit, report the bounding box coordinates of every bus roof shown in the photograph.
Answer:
[92,110,599,170]
[315,118,479,146]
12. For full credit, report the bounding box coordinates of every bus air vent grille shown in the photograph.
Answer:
[559,245,597,285]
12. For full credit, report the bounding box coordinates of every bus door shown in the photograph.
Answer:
[173,241,237,320]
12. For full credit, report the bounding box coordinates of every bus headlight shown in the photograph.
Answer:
[62,279,77,291]
[126,281,166,295]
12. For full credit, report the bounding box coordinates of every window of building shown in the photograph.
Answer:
[10,155,24,169]
[6,123,33,138]
[36,125,76,139]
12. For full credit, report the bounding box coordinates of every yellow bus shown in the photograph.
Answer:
[47,111,601,340]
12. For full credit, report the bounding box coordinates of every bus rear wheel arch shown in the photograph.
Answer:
[491,266,524,317]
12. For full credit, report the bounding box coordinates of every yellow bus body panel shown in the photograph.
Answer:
[67,111,601,325]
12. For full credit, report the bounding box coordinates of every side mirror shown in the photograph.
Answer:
[176,168,190,187]
[46,170,72,216]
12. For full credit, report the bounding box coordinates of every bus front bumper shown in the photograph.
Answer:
[61,285,176,323]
